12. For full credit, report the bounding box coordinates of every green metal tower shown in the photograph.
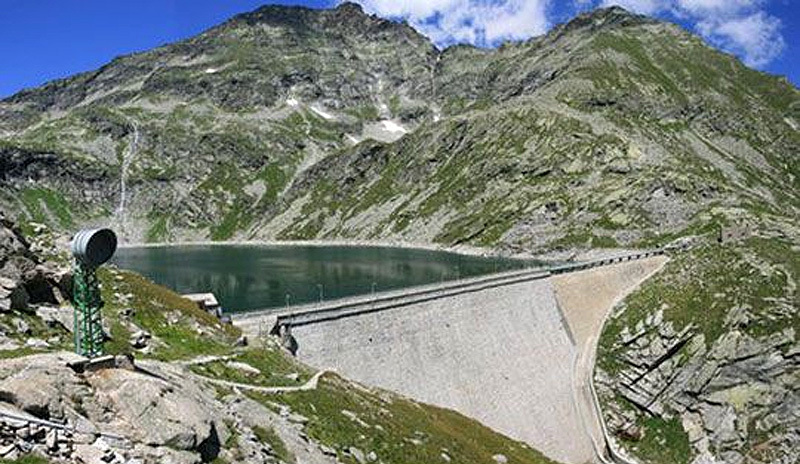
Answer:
[73,261,105,357]
[71,228,117,359]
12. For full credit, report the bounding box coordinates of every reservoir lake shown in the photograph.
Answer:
[112,244,538,313]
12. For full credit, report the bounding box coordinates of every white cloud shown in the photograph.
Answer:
[675,0,762,16]
[591,0,784,68]
[345,0,785,68]
[348,0,550,47]
[697,11,784,67]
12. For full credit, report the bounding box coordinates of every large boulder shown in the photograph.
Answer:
[88,367,218,451]
[0,213,38,283]
[0,213,63,310]
[0,352,87,420]
[0,353,225,463]
[0,213,66,312]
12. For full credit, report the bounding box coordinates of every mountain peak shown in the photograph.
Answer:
[556,5,657,35]
[335,2,366,16]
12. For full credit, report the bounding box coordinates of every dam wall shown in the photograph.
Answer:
[288,275,593,464]
[233,251,668,464]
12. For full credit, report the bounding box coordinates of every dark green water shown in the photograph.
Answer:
[112,244,536,313]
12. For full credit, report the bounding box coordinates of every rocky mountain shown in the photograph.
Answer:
[1,3,796,252]
[0,3,798,464]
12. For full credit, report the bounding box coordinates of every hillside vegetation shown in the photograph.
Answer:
[0,3,797,464]
[1,4,796,254]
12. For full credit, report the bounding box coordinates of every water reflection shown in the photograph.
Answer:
[112,245,535,313]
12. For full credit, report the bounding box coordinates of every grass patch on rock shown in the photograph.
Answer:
[253,425,295,463]
[622,416,691,464]
[0,456,52,464]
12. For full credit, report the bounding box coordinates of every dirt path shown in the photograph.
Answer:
[176,354,238,367]
[186,369,329,394]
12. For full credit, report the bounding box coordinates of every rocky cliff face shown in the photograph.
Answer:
[595,236,799,464]
[1,4,796,252]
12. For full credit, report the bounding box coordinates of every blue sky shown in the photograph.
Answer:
[1,0,797,98]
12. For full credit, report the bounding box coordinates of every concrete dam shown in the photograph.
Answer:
[234,252,668,464]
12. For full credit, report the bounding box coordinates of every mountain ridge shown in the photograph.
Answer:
[0,3,797,250]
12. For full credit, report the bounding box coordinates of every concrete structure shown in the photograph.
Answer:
[553,257,668,464]
[294,275,586,462]
[183,293,222,317]
[233,251,667,464]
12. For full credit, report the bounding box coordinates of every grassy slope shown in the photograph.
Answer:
[251,373,558,464]
[190,348,315,387]
[98,267,241,361]
[197,346,561,464]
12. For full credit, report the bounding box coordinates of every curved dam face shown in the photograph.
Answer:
[291,276,587,463]
[237,255,668,464]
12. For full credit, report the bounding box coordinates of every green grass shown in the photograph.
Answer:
[145,214,169,243]
[199,157,293,241]
[253,425,295,463]
[344,104,379,121]
[0,456,52,464]
[99,268,241,361]
[18,187,74,228]
[549,229,620,250]
[251,373,559,464]
[621,416,692,464]
[0,309,71,356]
[0,347,48,360]
[590,32,687,103]
[257,163,289,206]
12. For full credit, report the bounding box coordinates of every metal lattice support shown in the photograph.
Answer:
[73,262,105,358]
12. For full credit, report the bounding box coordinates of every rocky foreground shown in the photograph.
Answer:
[0,352,334,464]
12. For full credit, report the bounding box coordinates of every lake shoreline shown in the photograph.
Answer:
[117,239,513,258]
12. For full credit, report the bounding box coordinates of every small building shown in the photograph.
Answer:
[182,293,222,317]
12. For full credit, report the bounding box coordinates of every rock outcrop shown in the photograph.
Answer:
[0,212,67,313]
[0,352,339,464]
[595,239,799,463]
